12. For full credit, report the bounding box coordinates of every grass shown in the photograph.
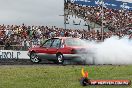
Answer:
[0,65,132,88]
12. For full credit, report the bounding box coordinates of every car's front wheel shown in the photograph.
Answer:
[30,52,40,63]
[56,54,64,64]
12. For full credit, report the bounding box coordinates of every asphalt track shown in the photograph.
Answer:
[0,59,86,65]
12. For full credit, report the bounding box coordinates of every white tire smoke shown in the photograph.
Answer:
[79,36,132,65]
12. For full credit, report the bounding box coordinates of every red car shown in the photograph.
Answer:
[28,37,87,64]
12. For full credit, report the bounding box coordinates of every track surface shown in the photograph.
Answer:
[0,59,54,65]
[0,59,86,65]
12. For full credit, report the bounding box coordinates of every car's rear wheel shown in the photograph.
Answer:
[56,54,64,64]
[30,52,40,63]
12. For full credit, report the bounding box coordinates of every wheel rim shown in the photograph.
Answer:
[30,53,39,63]
[58,55,63,63]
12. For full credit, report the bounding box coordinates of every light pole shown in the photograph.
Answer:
[96,0,104,41]
[64,0,67,30]
[98,0,104,41]
[121,3,128,30]
[101,0,104,41]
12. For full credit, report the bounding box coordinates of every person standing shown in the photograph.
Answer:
[4,38,11,50]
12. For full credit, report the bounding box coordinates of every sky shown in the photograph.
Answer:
[0,0,64,27]
[0,0,131,29]
[0,0,88,29]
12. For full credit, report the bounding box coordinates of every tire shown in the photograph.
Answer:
[56,54,64,64]
[30,52,41,63]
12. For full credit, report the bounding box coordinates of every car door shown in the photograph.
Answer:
[47,38,61,60]
[38,39,54,59]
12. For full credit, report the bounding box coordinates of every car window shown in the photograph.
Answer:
[43,39,53,48]
[65,38,83,46]
[51,39,61,48]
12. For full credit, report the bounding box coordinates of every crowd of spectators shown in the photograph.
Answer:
[65,1,132,31]
[0,24,132,50]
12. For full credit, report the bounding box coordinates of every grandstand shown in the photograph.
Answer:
[64,0,132,39]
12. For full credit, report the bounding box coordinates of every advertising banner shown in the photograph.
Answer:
[0,50,30,59]
[71,0,132,10]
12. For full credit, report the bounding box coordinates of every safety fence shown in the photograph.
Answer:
[0,45,29,51]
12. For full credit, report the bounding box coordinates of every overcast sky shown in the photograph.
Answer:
[0,0,64,27]
[0,0,131,29]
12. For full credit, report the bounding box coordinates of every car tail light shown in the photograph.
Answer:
[71,49,77,54]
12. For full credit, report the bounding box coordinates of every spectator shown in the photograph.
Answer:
[0,22,131,50]
[22,38,30,50]
[4,39,11,50]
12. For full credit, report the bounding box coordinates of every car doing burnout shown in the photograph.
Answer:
[28,37,87,64]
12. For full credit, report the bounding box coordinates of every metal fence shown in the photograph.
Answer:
[0,40,42,51]
[0,45,29,51]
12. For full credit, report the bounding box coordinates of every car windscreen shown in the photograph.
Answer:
[65,38,83,46]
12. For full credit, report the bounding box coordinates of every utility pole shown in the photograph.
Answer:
[122,3,128,30]
[64,0,67,30]
[96,0,104,41]
[101,0,104,41]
